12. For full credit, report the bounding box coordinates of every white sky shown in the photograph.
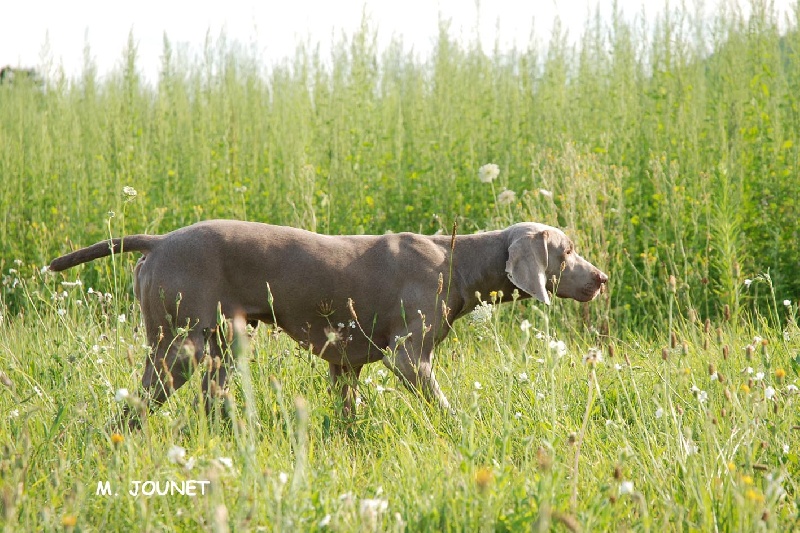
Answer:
[1,0,796,82]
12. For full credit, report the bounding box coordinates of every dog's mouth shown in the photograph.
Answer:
[558,282,605,302]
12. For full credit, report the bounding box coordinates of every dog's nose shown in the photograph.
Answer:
[596,270,609,284]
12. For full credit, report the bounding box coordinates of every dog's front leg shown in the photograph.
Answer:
[382,336,452,413]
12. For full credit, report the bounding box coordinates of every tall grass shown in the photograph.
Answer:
[1,1,800,530]
[1,2,798,329]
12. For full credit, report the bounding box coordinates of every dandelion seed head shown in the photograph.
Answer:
[497,189,516,205]
[478,163,500,183]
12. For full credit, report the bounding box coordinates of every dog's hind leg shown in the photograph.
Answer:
[200,322,235,422]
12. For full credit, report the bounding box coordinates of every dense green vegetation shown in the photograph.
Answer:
[1,1,799,530]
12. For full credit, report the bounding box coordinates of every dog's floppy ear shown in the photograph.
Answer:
[505,230,550,305]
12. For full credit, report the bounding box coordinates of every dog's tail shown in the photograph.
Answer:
[49,234,163,272]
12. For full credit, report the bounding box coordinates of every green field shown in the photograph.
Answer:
[2,2,800,530]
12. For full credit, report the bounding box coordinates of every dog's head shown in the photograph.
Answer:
[505,223,608,305]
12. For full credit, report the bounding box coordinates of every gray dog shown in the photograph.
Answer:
[50,220,607,425]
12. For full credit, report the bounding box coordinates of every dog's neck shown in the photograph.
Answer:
[432,229,525,320]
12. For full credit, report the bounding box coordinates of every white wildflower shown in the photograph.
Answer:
[583,347,603,365]
[515,411,522,419]
[217,457,233,469]
[538,188,554,199]
[319,514,332,527]
[278,472,289,485]
[783,299,791,307]
[57,309,67,316]
[655,407,664,419]
[9,409,19,418]
[754,372,765,381]
[474,381,482,390]
[697,390,708,403]
[744,279,753,288]
[518,372,528,382]
[497,189,516,205]
[614,363,623,371]
[376,384,385,394]
[122,186,137,198]
[619,481,634,495]
[765,386,776,400]
[117,314,126,323]
[167,445,186,464]
[548,340,567,357]
[681,436,698,456]
[184,456,196,471]
[61,280,83,288]
[787,384,799,394]
[470,301,493,324]
[783,444,790,454]
[520,319,532,332]
[360,499,389,523]
[478,163,500,183]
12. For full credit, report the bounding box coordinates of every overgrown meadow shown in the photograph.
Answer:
[2,1,800,530]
